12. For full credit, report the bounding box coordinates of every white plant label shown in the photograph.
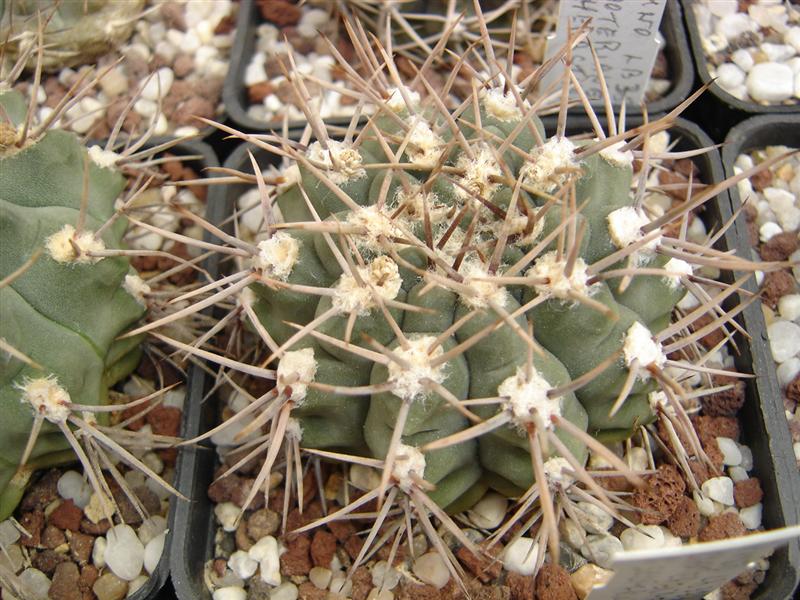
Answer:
[543,0,667,105]
[587,526,800,600]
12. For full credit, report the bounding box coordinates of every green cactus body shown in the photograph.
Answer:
[248,87,691,510]
[0,93,144,519]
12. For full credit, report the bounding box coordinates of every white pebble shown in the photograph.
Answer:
[581,534,623,569]
[708,0,738,17]
[412,553,450,589]
[747,62,795,102]
[762,43,796,63]
[467,492,507,530]
[694,490,717,517]
[154,40,177,64]
[0,520,20,546]
[620,525,665,551]
[795,441,800,461]
[300,8,329,29]
[180,30,201,54]
[100,67,129,97]
[716,63,746,90]
[777,357,800,387]
[18,568,51,600]
[625,446,649,472]
[768,320,800,362]
[739,444,754,471]
[702,477,735,506]
[212,587,247,600]
[134,98,158,118]
[229,550,258,580]
[729,466,750,482]
[574,501,613,534]
[154,112,169,136]
[175,126,200,137]
[270,582,298,600]
[138,516,167,545]
[660,527,683,548]
[93,536,107,568]
[128,574,149,597]
[329,575,352,596]
[504,537,539,575]
[249,536,281,586]
[740,504,763,530]
[142,452,164,476]
[779,294,800,322]
[309,566,332,589]
[56,471,92,508]
[717,437,743,466]
[214,502,240,532]
[732,48,755,72]
[760,221,783,242]
[244,54,267,86]
[717,13,757,41]
[786,27,800,52]
[144,531,166,574]
[105,524,145,581]
[371,561,400,590]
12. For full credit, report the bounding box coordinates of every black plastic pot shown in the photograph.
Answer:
[682,1,800,141]
[223,0,693,133]
[127,137,220,600]
[170,117,798,599]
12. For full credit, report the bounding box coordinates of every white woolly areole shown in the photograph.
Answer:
[454,144,502,207]
[277,164,301,194]
[123,274,150,306]
[386,87,420,113]
[404,119,446,169]
[387,336,446,402]
[394,185,448,224]
[662,258,693,289]
[504,209,546,244]
[482,87,529,121]
[87,145,120,169]
[332,256,401,316]
[306,140,365,185]
[607,206,661,251]
[346,206,402,252]
[623,322,666,376]
[459,259,509,309]
[520,137,577,191]
[46,224,105,264]
[527,251,590,300]
[18,376,71,423]
[254,232,300,280]
[277,348,317,403]
[543,457,575,488]
[284,417,303,441]
[498,367,560,430]
[392,443,426,492]
[599,140,634,167]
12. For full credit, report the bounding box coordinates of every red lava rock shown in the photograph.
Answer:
[214,14,237,35]
[69,531,95,564]
[160,1,186,30]
[49,500,83,532]
[257,0,302,26]
[689,312,727,350]
[535,563,578,600]
[248,81,274,104]
[280,533,312,576]
[699,512,746,542]
[310,529,337,568]
[786,374,800,405]
[759,231,799,261]
[631,464,686,525]
[666,495,701,538]
[761,269,797,309]
[147,405,182,436]
[79,564,99,591]
[105,99,142,133]
[343,533,365,562]
[694,415,741,441]
[506,571,535,600]
[31,549,68,575]
[42,524,67,549]
[49,561,82,600]
[298,581,328,600]
[721,579,759,600]
[456,543,503,583]
[173,54,195,78]
[247,508,280,540]
[208,471,243,504]
[80,518,111,536]
[702,373,746,417]
[749,168,773,192]
[284,503,323,536]
[351,566,372,600]
[231,478,266,511]
[327,518,356,541]
[400,582,448,600]
[236,519,254,552]
[172,96,216,127]
[699,432,725,472]
[121,399,150,431]
[20,469,60,511]
[743,203,759,247]
[734,478,764,508]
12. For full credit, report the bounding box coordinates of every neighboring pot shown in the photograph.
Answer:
[223,0,693,133]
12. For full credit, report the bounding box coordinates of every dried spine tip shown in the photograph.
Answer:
[18,376,71,423]
[387,336,447,402]
[277,348,318,403]
[521,137,577,191]
[607,206,661,251]
[528,251,591,300]
[498,367,561,430]
[332,256,401,315]
[45,224,106,264]
[254,232,300,280]
[124,274,151,306]
[306,140,365,184]
[623,322,666,376]
[392,443,426,492]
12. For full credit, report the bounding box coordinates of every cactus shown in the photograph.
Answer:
[0,0,145,71]
[0,73,187,521]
